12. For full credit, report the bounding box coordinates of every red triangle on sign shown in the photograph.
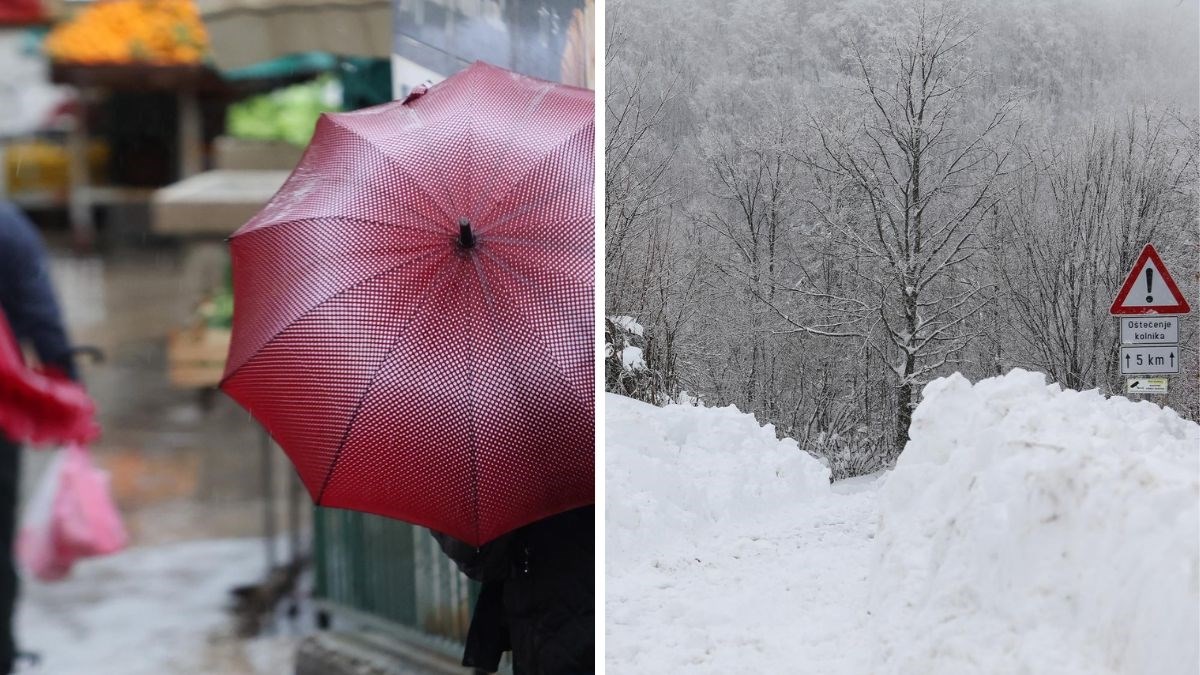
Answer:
[1110,244,1191,315]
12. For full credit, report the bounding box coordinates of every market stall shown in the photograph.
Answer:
[50,64,210,245]
[34,0,348,247]
[3,0,395,645]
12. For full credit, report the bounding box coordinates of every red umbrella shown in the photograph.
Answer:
[220,61,594,546]
[0,312,99,446]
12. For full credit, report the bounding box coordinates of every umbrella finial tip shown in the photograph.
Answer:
[458,218,476,248]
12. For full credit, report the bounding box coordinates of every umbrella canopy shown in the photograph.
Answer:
[220,61,594,546]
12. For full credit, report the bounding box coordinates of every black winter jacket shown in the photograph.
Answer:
[0,201,76,379]
[432,506,594,675]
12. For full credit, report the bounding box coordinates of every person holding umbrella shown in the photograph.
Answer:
[220,62,596,674]
[432,506,594,673]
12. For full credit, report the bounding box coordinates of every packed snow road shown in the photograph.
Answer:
[605,393,876,673]
[607,472,879,673]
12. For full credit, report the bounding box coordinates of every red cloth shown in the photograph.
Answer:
[0,0,45,23]
[0,311,99,446]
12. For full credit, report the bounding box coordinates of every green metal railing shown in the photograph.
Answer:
[313,507,480,654]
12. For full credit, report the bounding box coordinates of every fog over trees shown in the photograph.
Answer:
[605,0,1199,477]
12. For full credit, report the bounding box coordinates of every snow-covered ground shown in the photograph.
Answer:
[17,538,297,674]
[606,393,877,672]
[606,370,1200,674]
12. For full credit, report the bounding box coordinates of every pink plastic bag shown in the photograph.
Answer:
[16,444,128,581]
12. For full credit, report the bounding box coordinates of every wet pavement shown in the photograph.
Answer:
[16,234,310,673]
[18,538,299,674]
[42,238,309,547]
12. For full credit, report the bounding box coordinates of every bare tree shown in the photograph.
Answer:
[996,110,1197,394]
[692,104,803,415]
[604,6,682,292]
[604,0,1199,478]
[786,1,1022,456]
[604,1,697,398]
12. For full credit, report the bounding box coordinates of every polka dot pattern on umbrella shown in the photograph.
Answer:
[221,61,595,546]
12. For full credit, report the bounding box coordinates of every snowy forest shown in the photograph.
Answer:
[604,0,1200,478]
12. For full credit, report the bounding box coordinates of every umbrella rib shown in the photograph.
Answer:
[222,244,449,382]
[467,252,589,540]
[313,260,460,507]
[456,69,480,230]
[468,82,553,225]
[475,166,593,238]
[480,217,592,252]
[467,253,527,540]
[474,177,593,239]
[474,120,594,234]
[465,256,486,544]
[478,237,552,247]
[231,215,449,247]
[476,247,592,409]
[477,244,593,296]
[478,239,592,289]
[325,115,459,228]
[482,239,592,286]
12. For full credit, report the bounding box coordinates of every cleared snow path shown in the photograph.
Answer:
[607,479,879,673]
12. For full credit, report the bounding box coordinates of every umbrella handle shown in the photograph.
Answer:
[458,218,476,248]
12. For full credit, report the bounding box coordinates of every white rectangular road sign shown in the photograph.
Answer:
[1120,345,1180,374]
[1126,377,1169,395]
[1119,316,1179,345]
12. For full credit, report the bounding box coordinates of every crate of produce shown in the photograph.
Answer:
[166,324,230,388]
[44,0,209,67]
[167,283,232,388]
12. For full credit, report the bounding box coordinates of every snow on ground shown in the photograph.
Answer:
[606,370,1200,674]
[606,393,875,673]
[870,369,1199,675]
[17,538,297,674]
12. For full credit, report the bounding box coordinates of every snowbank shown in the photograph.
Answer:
[869,369,1199,675]
[605,393,831,562]
[606,393,871,673]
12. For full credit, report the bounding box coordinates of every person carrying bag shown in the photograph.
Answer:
[0,199,112,673]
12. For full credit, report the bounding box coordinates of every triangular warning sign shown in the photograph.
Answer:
[1110,244,1191,315]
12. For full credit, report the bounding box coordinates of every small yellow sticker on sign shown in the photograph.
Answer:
[1126,377,1168,395]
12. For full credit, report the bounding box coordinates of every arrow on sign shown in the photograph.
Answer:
[1121,345,1180,374]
